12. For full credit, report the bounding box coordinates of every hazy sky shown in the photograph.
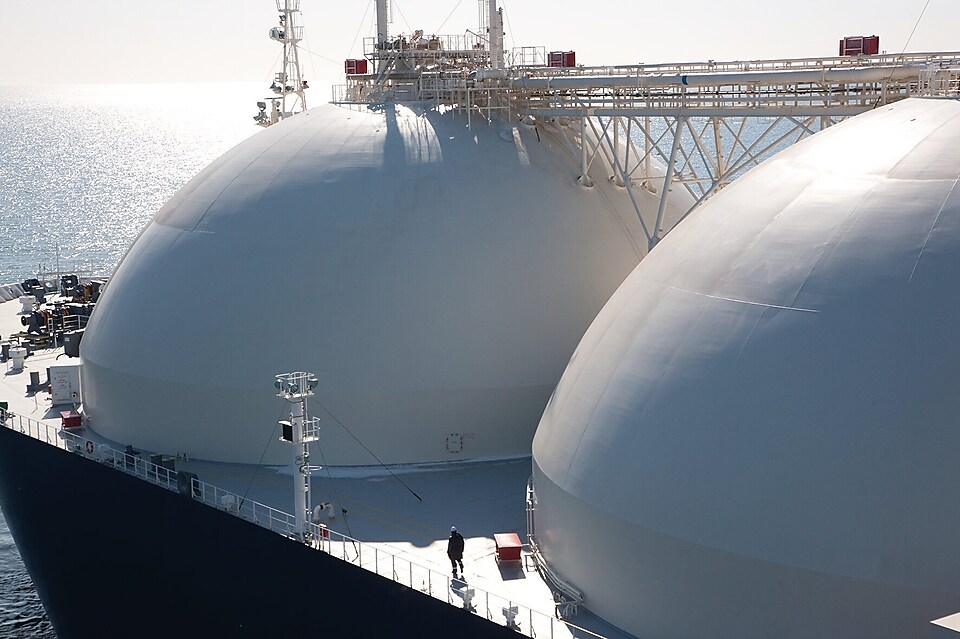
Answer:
[1,0,957,86]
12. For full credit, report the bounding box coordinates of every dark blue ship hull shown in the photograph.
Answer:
[0,425,515,638]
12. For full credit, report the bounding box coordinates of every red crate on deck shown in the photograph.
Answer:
[60,410,81,429]
[548,51,576,68]
[344,59,368,75]
[840,35,879,56]
[494,532,522,562]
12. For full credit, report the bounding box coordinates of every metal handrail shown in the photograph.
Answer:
[0,409,608,639]
[362,33,486,57]
[513,51,960,77]
[332,51,960,114]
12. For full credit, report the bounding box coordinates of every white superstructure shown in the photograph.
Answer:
[531,97,960,639]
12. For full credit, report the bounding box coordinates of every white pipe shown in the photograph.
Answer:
[488,0,502,69]
[579,116,593,187]
[376,0,389,44]
[652,118,683,251]
[511,65,921,90]
[291,399,307,540]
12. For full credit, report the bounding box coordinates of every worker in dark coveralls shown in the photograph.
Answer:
[448,526,465,579]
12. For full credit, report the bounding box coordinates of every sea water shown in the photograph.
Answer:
[0,83,259,637]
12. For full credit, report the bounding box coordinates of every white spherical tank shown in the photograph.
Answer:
[532,98,960,639]
[80,103,686,465]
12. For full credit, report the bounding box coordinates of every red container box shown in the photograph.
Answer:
[60,410,81,429]
[494,532,522,562]
[840,35,879,56]
[548,51,576,68]
[344,59,368,75]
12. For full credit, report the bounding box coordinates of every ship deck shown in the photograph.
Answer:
[0,292,629,639]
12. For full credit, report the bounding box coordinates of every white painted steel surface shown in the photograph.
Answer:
[80,102,690,465]
[532,98,960,639]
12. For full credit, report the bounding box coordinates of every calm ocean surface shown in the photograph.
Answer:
[0,83,259,637]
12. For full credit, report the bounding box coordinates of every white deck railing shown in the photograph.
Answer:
[0,409,607,639]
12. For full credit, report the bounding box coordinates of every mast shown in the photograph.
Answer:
[254,0,308,127]
[275,372,321,542]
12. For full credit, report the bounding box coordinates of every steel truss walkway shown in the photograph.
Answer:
[334,48,960,248]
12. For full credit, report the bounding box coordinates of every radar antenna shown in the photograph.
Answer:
[254,0,309,127]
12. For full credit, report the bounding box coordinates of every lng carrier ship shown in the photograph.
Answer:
[2,1,960,637]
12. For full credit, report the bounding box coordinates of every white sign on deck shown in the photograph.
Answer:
[49,364,81,406]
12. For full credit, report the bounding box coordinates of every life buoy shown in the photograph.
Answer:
[85,440,94,455]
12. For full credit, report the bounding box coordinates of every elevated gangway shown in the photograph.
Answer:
[333,23,960,248]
